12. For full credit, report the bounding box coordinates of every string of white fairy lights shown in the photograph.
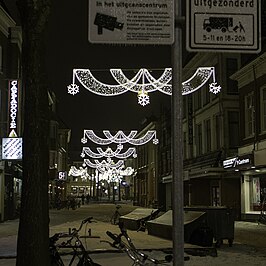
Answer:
[80,146,137,159]
[80,129,158,178]
[81,130,159,145]
[67,67,221,106]
[68,166,90,181]
[82,157,125,174]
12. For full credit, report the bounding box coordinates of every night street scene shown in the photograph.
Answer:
[0,0,266,265]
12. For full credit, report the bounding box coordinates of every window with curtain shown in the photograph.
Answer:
[228,111,239,148]
[204,119,211,152]
[215,114,221,150]
[196,123,202,156]
[245,92,255,138]
[0,45,2,73]
[261,86,266,132]
[226,58,238,94]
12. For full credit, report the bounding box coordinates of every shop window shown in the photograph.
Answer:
[260,86,266,132]
[245,92,255,138]
[251,177,261,211]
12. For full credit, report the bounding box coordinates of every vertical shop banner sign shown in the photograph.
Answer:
[89,0,174,44]
[8,80,19,136]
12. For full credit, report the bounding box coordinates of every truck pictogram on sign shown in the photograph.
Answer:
[203,17,233,32]
[203,17,246,33]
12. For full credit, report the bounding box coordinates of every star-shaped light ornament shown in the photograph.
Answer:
[67,84,79,95]
[209,82,221,94]
[138,90,150,106]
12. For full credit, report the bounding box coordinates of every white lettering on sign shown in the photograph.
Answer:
[187,0,261,53]
[193,0,255,9]
[89,0,174,45]
[234,158,250,166]
[223,156,250,168]
[9,80,18,130]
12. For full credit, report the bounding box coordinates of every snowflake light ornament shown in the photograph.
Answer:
[153,138,159,145]
[138,90,150,106]
[209,82,221,94]
[67,83,79,95]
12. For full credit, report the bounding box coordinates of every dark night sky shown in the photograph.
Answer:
[5,0,172,160]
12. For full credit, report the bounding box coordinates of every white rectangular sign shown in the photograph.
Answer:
[89,0,174,44]
[187,0,261,53]
[2,138,23,160]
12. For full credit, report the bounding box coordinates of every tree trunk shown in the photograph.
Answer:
[16,1,51,265]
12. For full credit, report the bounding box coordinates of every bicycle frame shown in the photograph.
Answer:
[49,217,101,266]
[104,223,173,265]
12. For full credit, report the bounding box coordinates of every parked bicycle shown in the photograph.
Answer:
[49,217,101,265]
[102,222,185,265]
[110,204,122,225]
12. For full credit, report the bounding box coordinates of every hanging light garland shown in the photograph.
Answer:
[68,166,90,180]
[67,67,221,106]
[82,157,125,174]
[81,130,159,145]
[80,146,137,159]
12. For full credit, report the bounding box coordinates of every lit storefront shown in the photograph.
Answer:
[223,153,266,220]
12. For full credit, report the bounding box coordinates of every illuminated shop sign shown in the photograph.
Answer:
[2,137,23,160]
[223,154,253,169]
[8,80,20,136]
[57,171,67,181]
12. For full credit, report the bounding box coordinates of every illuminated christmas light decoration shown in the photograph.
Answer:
[68,166,90,180]
[182,67,221,95]
[100,166,135,182]
[81,130,158,146]
[68,67,220,106]
[80,146,137,159]
[82,158,125,173]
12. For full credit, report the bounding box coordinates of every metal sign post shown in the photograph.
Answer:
[172,0,184,265]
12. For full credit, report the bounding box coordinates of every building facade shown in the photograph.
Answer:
[231,51,266,220]
[133,120,159,207]
[0,4,22,221]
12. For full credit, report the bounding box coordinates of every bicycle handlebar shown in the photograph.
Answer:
[82,216,94,223]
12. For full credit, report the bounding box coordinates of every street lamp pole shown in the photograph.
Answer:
[172,0,184,265]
